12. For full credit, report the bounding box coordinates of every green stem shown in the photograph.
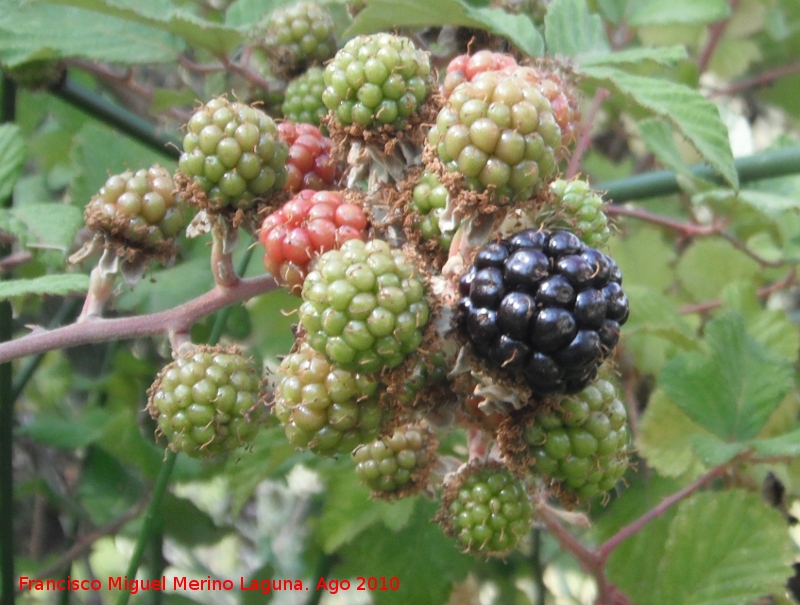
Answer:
[597,144,800,202]
[0,73,15,605]
[115,450,176,605]
[530,529,546,605]
[50,77,179,159]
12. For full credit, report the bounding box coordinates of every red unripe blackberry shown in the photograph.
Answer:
[457,229,629,395]
[84,165,184,253]
[524,379,630,499]
[282,66,328,126]
[262,1,336,77]
[352,421,437,497]
[278,122,341,193]
[260,189,369,293]
[438,461,533,556]
[442,50,518,98]
[272,342,386,456]
[147,346,263,457]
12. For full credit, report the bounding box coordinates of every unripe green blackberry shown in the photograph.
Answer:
[178,97,288,211]
[428,70,561,202]
[549,179,610,248]
[263,2,336,77]
[282,67,328,126]
[147,346,263,457]
[395,351,448,407]
[352,422,436,496]
[322,33,432,129]
[438,462,533,556]
[299,239,431,373]
[411,171,454,251]
[526,380,629,499]
[272,342,385,456]
[84,165,184,252]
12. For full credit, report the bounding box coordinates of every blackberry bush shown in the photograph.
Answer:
[457,228,629,394]
[147,346,263,458]
[278,122,341,193]
[322,33,433,129]
[259,189,368,293]
[178,97,288,211]
[271,342,386,456]
[299,238,431,373]
[437,461,534,556]
[282,66,328,126]
[428,70,561,202]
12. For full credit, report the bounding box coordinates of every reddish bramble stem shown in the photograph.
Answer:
[0,274,278,364]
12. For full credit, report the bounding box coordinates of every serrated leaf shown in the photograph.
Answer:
[16,408,114,449]
[748,428,800,458]
[577,66,738,189]
[637,390,714,478]
[625,285,700,350]
[580,45,688,67]
[0,124,25,201]
[628,0,730,26]
[12,204,84,253]
[637,117,687,174]
[345,0,544,57]
[0,274,89,299]
[605,226,677,292]
[316,465,416,553]
[659,312,794,441]
[688,434,746,466]
[334,500,472,605]
[0,1,184,66]
[651,490,793,605]
[544,0,610,58]
[38,0,243,54]
[0,207,29,248]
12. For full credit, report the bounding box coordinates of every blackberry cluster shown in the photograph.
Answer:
[352,422,436,496]
[457,229,629,395]
[84,166,184,253]
[262,2,336,76]
[438,462,533,556]
[282,67,328,126]
[299,239,430,373]
[178,97,288,211]
[278,122,341,193]
[272,342,385,456]
[322,33,432,129]
[524,380,630,499]
[411,171,454,250]
[147,346,262,458]
[260,189,368,293]
[428,70,561,201]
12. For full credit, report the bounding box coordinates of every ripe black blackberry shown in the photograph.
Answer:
[457,229,629,395]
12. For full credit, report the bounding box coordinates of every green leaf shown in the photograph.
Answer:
[688,434,746,467]
[544,0,609,58]
[579,45,688,67]
[628,0,730,26]
[0,1,184,66]
[334,499,472,605]
[16,408,114,449]
[0,274,89,299]
[637,117,687,174]
[38,0,243,54]
[577,66,738,189]
[625,286,700,350]
[78,446,144,524]
[12,204,85,255]
[637,390,714,478]
[651,490,793,605]
[675,239,760,301]
[161,493,231,547]
[69,122,176,208]
[316,465,416,553]
[659,312,794,441]
[748,428,800,458]
[0,124,25,201]
[345,0,545,57]
[0,208,29,248]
